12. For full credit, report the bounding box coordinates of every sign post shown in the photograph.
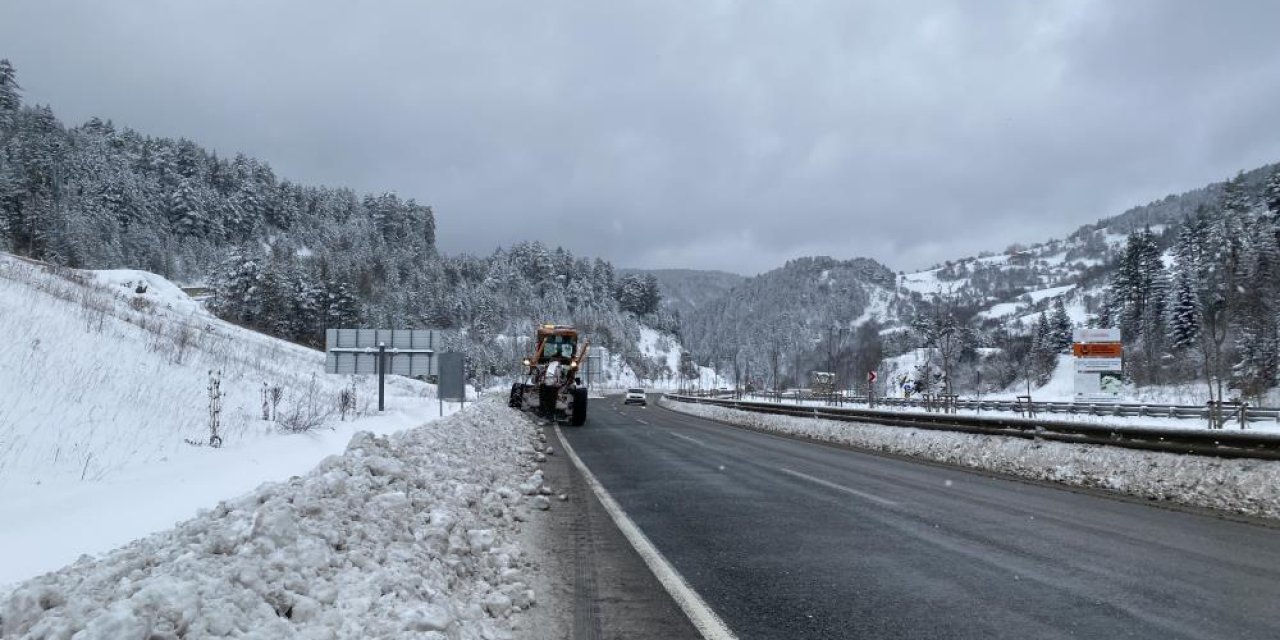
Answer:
[1073,328,1122,403]
[437,352,465,417]
[377,342,386,412]
[867,370,878,406]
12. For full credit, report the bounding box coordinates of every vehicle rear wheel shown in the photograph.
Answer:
[569,388,588,426]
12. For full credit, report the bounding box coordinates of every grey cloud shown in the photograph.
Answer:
[3,0,1279,275]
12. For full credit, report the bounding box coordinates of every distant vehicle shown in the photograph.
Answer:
[624,388,647,406]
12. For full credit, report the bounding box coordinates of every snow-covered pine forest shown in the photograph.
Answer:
[0,60,679,383]
[6,50,1280,404]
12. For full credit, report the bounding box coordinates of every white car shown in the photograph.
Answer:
[624,388,647,406]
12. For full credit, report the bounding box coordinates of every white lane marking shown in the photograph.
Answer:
[556,425,738,640]
[778,468,898,507]
[636,419,650,425]
[669,431,706,447]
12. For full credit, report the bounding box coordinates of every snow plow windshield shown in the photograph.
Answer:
[538,333,577,362]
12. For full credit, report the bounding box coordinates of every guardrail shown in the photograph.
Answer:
[677,390,1277,428]
[663,394,1280,461]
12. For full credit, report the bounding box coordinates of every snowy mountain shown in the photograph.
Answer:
[679,163,1280,405]
[680,256,905,388]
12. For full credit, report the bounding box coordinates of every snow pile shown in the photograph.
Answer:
[663,399,1280,519]
[86,268,205,315]
[1,400,545,639]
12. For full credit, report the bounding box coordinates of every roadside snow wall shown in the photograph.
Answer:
[662,399,1280,520]
[1,400,548,640]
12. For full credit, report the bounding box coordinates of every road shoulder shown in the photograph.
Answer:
[520,421,702,640]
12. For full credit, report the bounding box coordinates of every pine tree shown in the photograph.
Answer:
[209,251,264,325]
[1049,298,1073,353]
[1232,323,1278,402]
[1030,312,1057,385]
[168,179,207,238]
[1265,167,1280,217]
[1222,173,1253,216]
[0,59,21,132]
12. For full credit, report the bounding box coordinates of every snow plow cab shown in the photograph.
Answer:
[508,324,590,426]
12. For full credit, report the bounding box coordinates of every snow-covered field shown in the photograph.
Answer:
[0,256,474,587]
[1,399,550,639]
[662,398,1280,520]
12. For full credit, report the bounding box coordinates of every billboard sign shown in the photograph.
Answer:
[1073,327,1122,403]
[437,352,466,402]
[324,329,446,378]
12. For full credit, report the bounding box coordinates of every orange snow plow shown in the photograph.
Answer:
[508,324,590,426]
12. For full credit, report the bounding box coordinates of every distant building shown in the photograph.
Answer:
[1007,251,1034,266]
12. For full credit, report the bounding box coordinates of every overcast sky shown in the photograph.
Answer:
[3,1,1279,275]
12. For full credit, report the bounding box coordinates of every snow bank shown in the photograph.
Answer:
[86,269,203,315]
[1,400,546,639]
[662,399,1280,520]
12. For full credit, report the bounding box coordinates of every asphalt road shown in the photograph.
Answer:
[561,394,1280,639]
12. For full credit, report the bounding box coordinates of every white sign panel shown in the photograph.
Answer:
[1074,356,1123,402]
[1074,371,1123,402]
[324,329,448,378]
[1074,357,1123,373]
[1073,328,1121,343]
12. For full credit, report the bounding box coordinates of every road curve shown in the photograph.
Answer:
[561,394,1280,639]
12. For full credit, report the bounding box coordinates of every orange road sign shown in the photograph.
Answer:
[1073,342,1123,358]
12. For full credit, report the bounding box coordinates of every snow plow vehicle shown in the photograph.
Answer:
[508,324,590,426]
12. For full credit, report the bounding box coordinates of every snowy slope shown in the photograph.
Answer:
[0,255,469,587]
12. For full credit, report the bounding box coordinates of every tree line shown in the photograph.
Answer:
[0,59,673,382]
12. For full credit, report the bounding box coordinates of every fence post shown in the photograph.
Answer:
[378,342,386,412]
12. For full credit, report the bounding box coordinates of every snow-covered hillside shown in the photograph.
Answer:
[0,255,468,587]
[586,326,725,391]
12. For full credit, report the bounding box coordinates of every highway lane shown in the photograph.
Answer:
[561,395,1280,639]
